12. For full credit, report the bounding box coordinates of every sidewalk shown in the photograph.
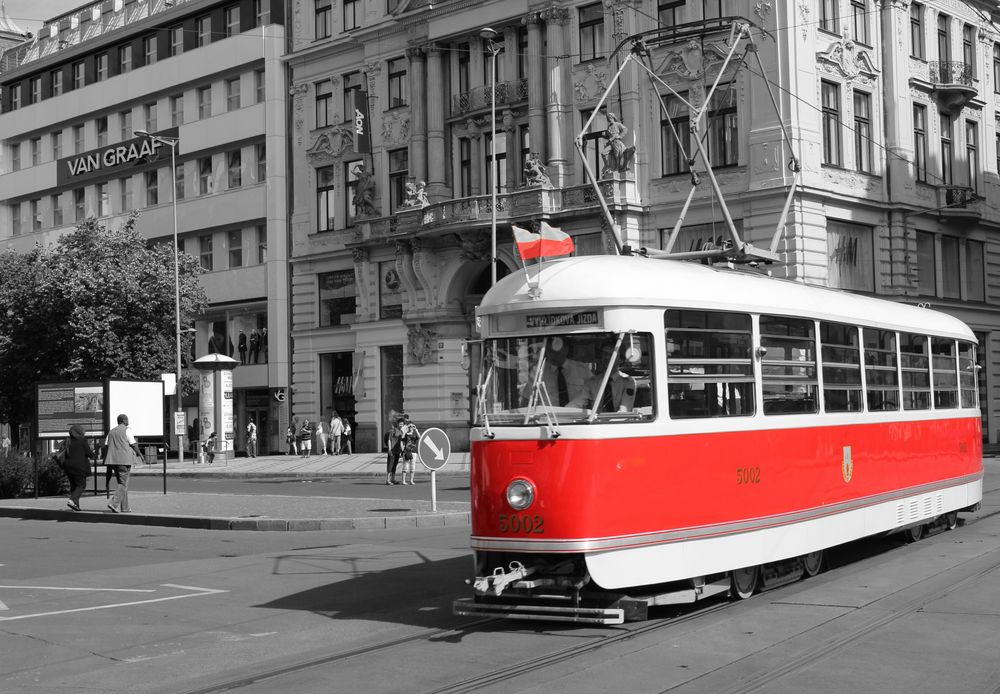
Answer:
[0,451,472,532]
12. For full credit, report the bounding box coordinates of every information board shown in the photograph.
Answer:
[36,382,105,439]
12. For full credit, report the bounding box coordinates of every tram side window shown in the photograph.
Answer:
[863,328,899,411]
[665,309,754,419]
[760,316,818,415]
[820,322,862,412]
[900,333,931,410]
[958,341,977,408]
[931,337,958,409]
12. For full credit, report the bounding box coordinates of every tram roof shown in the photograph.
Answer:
[480,256,975,340]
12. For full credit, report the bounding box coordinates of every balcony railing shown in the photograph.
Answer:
[452,78,529,116]
[929,61,974,86]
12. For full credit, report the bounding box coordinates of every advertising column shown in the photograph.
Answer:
[193,354,238,463]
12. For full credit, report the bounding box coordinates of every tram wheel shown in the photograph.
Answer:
[945,512,959,531]
[801,550,824,578]
[904,524,924,543]
[730,565,760,600]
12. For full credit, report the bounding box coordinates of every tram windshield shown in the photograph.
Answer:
[476,332,655,426]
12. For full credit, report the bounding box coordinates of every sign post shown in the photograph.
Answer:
[417,427,452,512]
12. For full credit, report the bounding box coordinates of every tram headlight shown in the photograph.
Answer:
[505,479,535,510]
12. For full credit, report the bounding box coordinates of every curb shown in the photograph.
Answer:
[0,506,470,531]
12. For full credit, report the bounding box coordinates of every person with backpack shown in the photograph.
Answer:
[202,432,217,465]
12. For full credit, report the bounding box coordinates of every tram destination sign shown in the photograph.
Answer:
[525,311,599,329]
[56,128,179,186]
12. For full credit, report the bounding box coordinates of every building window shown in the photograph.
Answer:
[228,229,243,268]
[52,194,63,227]
[171,94,184,126]
[50,69,63,96]
[95,53,108,82]
[254,0,269,26]
[9,84,20,109]
[914,104,927,182]
[197,16,212,46]
[820,0,838,33]
[315,80,333,127]
[120,176,133,211]
[582,108,608,176]
[519,125,531,186]
[9,144,19,171]
[486,132,506,194]
[11,204,20,235]
[73,61,85,89]
[144,102,157,132]
[120,109,132,142]
[658,0,684,26]
[853,90,872,173]
[228,149,242,188]
[256,224,267,263]
[342,72,363,123]
[226,78,240,111]
[51,131,62,160]
[317,166,335,231]
[315,0,331,39]
[966,239,985,302]
[170,25,184,56]
[941,235,960,299]
[517,26,529,80]
[175,162,185,200]
[319,270,357,326]
[940,112,953,184]
[143,34,157,65]
[199,157,214,194]
[851,0,868,44]
[821,81,841,166]
[97,182,110,217]
[937,14,951,63]
[459,138,471,197]
[256,143,266,182]
[199,235,213,271]
[224,5,240,37]
[73,125,84,154]
[916,231,935,295]
[345,162,360,227]
[994,44,1000,93]
[387,58,407,108]
[30,199,41,231]
[96,117,108,147]
[910,4,924,59]
[708,89,738,167]
[145,170,158,206]
[119,44,132,73]
[388,148,408,212]
[344,0,359,30]
[963,24,974,76]
[579,3,605,62]
[702,0,724,19]
[198,87,212,119]
[255,69,265,103]
[827,220,874,292]
[457,43,470,94]
[30,137,41,166]
[74,188,86,220]
[966,120,979,191]
[29,77,40,104]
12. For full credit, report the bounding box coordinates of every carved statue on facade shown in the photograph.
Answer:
[407,325,437,365]
[351,161,377,217]
[403,178,430,207]
[601,113,636,177]
[523,152,551,187]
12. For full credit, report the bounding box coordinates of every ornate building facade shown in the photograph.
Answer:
[285,0,1000,451]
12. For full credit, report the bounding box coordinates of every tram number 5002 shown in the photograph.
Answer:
[498,514,545,534]
[736,466,761,485]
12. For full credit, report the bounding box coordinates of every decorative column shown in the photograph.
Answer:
[467,122,483,195]
[503,109,518,191]
[542,7,570,186]
[407,46,428,185]
[426,44,447,200]
[525,12,547,165]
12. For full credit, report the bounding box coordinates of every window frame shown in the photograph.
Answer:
[318,269,358,327]
[910,3,925,59]
[578,3,605,63]
[760,315,819,415]
[820,321,863,413]
[853,90,873,173]
[387,57,408,109]
[316,165,335,232]
[821,81,842,166]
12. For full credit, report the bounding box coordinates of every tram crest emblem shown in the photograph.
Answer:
[842,446,853,483]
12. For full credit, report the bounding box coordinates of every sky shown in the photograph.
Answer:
[3,0,84,34]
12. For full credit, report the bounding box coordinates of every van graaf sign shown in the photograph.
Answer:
[56,128,179,186]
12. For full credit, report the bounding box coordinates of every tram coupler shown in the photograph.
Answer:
[471,561,535,596]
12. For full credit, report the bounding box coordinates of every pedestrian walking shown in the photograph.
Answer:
[246,419,258,458]
[286,425,297,455]
[341,418,353,454]
[298,419,313,457]
[104,414,141,513]
[385,412,403,485]
[203,431,218,464]
[330,411,344,456]
[316,417,329,456]
[61,424,96,511]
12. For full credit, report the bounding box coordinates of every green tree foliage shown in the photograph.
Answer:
[0,214,207,426]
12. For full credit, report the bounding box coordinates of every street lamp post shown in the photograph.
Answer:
[480,27,501,287]
[135,129,184,464]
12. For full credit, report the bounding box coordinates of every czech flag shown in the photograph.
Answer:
[513,222,575,260]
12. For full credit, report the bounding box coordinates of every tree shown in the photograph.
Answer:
[0,214,207,427]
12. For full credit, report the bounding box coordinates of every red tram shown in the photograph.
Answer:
[453,255,983,624]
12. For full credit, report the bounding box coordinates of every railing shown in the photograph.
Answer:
[940,185,976,208]
[929,61,974,86]
[452,78,529,116]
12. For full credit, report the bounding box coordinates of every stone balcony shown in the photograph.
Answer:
[936,184,982,225]
[928,61,977,111]
[451,78,529,117]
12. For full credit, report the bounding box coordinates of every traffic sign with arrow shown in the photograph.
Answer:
[417,427,451,471]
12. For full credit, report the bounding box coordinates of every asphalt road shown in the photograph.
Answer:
[1,463,998,694]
